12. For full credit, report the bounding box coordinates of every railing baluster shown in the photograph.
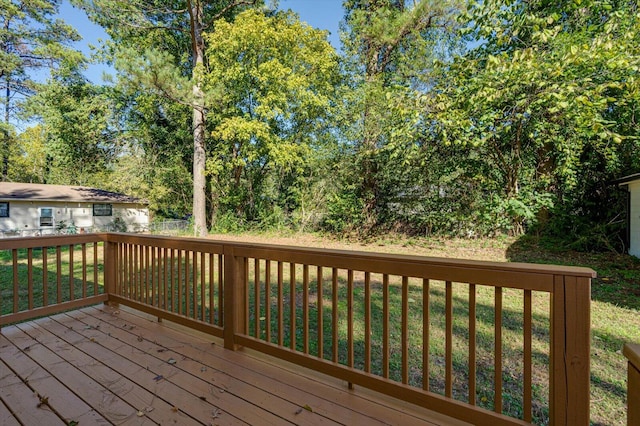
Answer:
[265,260,271,342]
[201,252,206,322]
[303,264,309,354]
[278,261,284,346]
[81,244,87,298]
[192,251,198,319]
[42,248,48,306]
[209,253,214,323]
[128,244,134,299]
[469,283,477,405]
[27,248,33,310]
[151,246,156,306]
[317,266,323,359]
[254,258,260,338]
[114,242,119,296]
[402,276,409,385]
[56,246,62,304]
[290,262,296,350]
[163,247,168,309]
[218,253,223,325]
[186,250,192,317]
[383,273,389,379]
[133,244,138,301]
[423,278,430,391]
[332,267,338,363]
[69,244,74,301]
[245,259,250,334]
[364,272,371,373]
[177,250,183,315]
[98,242,103,296]
[170,249,176,313]
[12,249,19,313]
[347,269,354,370]
[524,289,532,422]
[495,286,503,413]
[145,245,150,304]
[445,280,453,398]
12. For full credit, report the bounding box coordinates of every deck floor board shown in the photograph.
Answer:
[1,305,467,426]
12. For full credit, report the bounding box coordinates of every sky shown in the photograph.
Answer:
[59,0,345,84]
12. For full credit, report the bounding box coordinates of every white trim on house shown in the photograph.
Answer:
[616,174,640,258]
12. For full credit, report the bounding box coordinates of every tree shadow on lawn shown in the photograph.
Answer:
[505,236,640,312]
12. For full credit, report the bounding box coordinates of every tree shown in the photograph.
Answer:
[24,71,116,186]
[203,9,339,226]
[432,0,640,239]
[0,0,83,180]
[339,0,460,231]
[7,125,47,183]
[72,0,260,236]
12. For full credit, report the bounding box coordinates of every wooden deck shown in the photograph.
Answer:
[0,305,468,426]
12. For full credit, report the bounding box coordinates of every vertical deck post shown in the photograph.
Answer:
[550,275,591,425]
[224,245,246,350]
[624,344,640,426]
[104,236,118,307]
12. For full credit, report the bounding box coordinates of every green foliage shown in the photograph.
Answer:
[203,9,340,228]
[1,0,84,179]
[336,0,462,231]
[7,0,637,253]
[8,126,47,183]
[430,0,640,244]
[24,72,115,186]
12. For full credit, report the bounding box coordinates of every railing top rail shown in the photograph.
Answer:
[1,232,596,279]
[104,232,225,253]
[624,343,640,370]
[0,233,106,250]
[221,240,596,278]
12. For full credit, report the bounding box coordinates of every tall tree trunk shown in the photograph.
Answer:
[188,0,208,237]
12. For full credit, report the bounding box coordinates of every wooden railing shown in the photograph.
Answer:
[624,343,640,426]
[1,233,595,426]
[0,234,107,325]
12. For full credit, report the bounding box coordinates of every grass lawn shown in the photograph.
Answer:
[207,231,640,426]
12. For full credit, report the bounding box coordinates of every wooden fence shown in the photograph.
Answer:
[0,233,595,426]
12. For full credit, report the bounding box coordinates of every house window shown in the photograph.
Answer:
[40,208,53,227]
[0,202,8,217]
[93,204,113,216]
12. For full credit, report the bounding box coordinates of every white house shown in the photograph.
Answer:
[616,173,640,258]
[0,182,149,236]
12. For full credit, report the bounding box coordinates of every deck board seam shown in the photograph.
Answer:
[42,313,249,426]
[80,307,387,426]
[82,305,447,426]
[52,310,289,426]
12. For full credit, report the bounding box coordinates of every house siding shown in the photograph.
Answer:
[0,200,149,234]
[630,180,640,257]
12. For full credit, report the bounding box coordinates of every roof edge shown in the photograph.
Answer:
[611,172,640,186]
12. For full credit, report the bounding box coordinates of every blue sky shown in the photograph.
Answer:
[59,0,345,83]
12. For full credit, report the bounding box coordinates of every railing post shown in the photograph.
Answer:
[550,275,591,425]
[223,245,246,350]
[624,344,640,426]
[104,236,118,307]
